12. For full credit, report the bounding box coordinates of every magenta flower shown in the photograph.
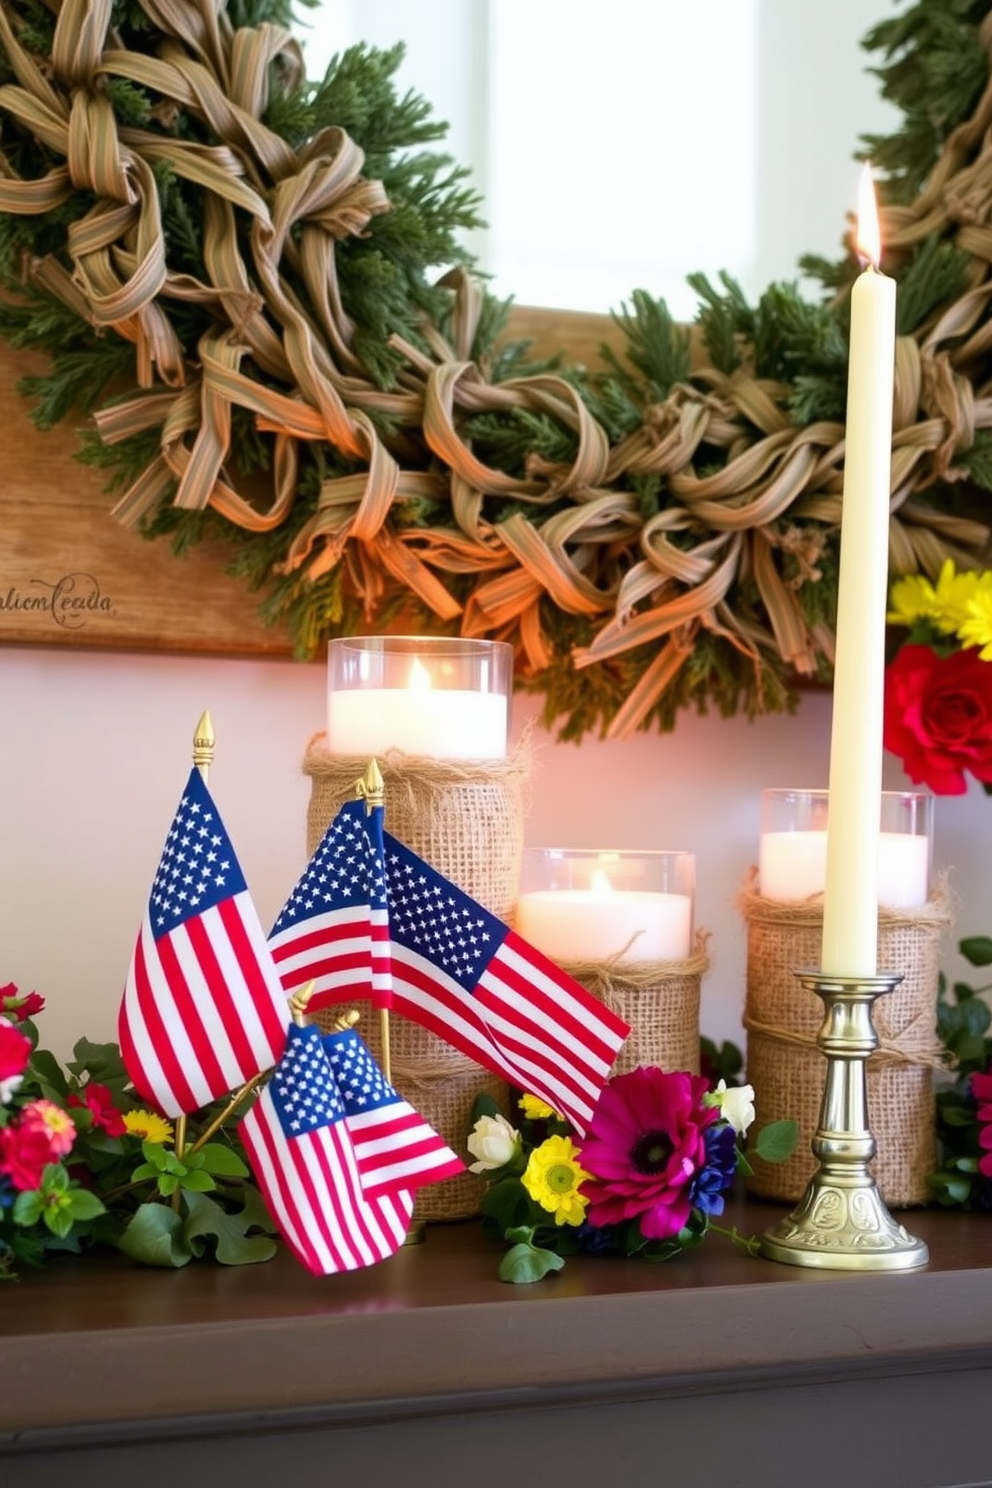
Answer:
[577,1067,719,1241]
[971,1070,992,1179]
[0,1016,32,1105]
[67,1083,128,1138]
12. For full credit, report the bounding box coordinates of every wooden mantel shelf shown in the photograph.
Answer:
[4,1198,992,1488]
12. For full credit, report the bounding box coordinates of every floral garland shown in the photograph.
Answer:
[3,0,992,738]
[466,1068,796,1283]
[0,984,277,1279]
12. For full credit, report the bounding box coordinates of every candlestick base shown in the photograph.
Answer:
[759,970,929,1272]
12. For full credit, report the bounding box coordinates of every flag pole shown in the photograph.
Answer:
[174,710,215,1169]
[356,757,391,1083]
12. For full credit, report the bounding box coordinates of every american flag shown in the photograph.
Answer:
[268,798,391,1007]
[382,832,629,1134]
[119,767,289,1117]
[324,1026,464,1196]
[240,1022,412,1275]
[267,798,629,1135]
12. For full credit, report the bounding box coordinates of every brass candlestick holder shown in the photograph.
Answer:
[760,970,929,1271]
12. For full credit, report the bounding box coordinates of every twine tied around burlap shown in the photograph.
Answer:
[739,867,954,1207]
[304,733,530,1221]
[556,930,711,1077]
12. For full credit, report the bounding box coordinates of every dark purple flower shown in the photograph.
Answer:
[577,1066,718,1242]
[689,1123,738,1215]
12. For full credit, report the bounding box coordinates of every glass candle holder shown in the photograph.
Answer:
[758,788,933,908]
[516,848,695,964]
[326,636,512,759]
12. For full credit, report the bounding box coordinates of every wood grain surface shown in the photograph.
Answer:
[0,306,619,656]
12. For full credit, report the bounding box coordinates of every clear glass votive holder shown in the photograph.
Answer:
[326,636,513,759]
[516,848,695,964]
[758,788,933,908]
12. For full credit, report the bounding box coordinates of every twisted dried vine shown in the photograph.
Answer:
[2,0,992,737]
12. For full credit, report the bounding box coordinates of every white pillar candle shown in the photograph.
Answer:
[326,641,510,759]
[327,685,508,758]
[821,165,896,977]
[760,830,929,909]
[516,879,693,964]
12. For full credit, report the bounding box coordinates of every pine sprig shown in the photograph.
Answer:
[861,0,990,202]
[603,289,693,400]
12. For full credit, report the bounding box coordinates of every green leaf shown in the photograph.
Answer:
[194,1143,250,1179]
[11,1190,44,1227]
[136,1141,170,1171]
[753,1119,799,1163]
[27,1048,70,1099]
[480,1178,541,1236]
[65,1189,107,1222]
[498,1240,565,1284]
[468,1090,503,1126]
[117,1202,193,1267]
[960,936,992,966]
[177,1169,217,1193]
[181,1189,277,1266]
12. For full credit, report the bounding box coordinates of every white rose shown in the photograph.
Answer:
[0,1072,23,1106]
[714,1079,756,1136]
[467,1112,520,1172]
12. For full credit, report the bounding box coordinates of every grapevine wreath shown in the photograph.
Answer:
[2,0,992,738]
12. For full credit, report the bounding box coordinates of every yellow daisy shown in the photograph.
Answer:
[932,559,982,633]
[518,1093,559,1121]
[957,572,992,660]
[123,1109,174,1145]
[521,1135,591,1227]
[887,571,939,629]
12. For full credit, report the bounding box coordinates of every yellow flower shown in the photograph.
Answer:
[957,572,992,660]
[887,559,979,633]
[887,571,939,628]
[123,1110,174,1145]
[521,1135,591,1227]
[932,560,982,633]
[518,1093,558,1121]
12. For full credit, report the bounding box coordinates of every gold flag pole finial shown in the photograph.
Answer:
[193,710,215,780]
[356,756,384,810]
[289,980,316,1028]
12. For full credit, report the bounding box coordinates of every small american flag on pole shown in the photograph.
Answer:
[119,767,289,1117]
[267,800,629,1135]
[324,1026,463,1196]
[268,798,391,1006]
[240,1022,412,1275]
[382,831,629,1134]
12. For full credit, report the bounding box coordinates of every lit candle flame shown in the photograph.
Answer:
[856,161,882,270]
[590,869,614,896]
[407,657,432,691]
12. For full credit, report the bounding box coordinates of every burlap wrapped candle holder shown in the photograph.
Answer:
[739,868,953,1207]
[302,733,530,1221]
[555,932,710,1077]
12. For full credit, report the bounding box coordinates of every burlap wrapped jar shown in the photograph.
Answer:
[740,868,952,1207]
[303,734,530,1221]
[555,932,710,1077]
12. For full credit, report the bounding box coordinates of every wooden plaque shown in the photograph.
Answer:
[0,307,618,656]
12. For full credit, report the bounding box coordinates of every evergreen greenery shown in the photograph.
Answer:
[2,0,991,737]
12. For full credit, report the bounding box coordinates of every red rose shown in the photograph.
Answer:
[883,644,992,794]
[0,985,45,1022]
[68,1082,127,1138]
[0,1122,57,1191]
[0,1017,32,1087]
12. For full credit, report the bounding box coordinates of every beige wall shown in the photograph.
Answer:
[1,644,986,1064]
